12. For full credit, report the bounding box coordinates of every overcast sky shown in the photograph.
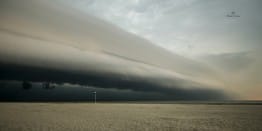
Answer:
[0,0,261,100]
[64,0,262,56]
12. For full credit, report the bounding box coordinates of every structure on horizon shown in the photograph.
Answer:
[93,91,96,104]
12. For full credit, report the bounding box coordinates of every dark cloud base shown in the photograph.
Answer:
[0,62,229,101]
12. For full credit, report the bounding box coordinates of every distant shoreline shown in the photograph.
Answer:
[1,100,262,105]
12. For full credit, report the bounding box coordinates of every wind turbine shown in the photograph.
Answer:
[93,91,96,104]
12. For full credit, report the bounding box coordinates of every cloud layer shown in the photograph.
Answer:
[1,0,261,100]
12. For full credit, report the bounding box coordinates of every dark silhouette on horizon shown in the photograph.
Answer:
[42,82,55,89]
[22,81,32,90]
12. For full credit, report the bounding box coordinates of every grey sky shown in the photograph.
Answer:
[65,0,262,56]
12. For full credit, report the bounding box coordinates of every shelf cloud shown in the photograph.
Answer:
[1,0,260,100]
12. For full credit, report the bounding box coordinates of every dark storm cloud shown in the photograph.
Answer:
[0,63,227,100]
[0,81,225,101]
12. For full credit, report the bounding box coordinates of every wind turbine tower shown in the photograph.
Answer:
[93,91,96,104]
